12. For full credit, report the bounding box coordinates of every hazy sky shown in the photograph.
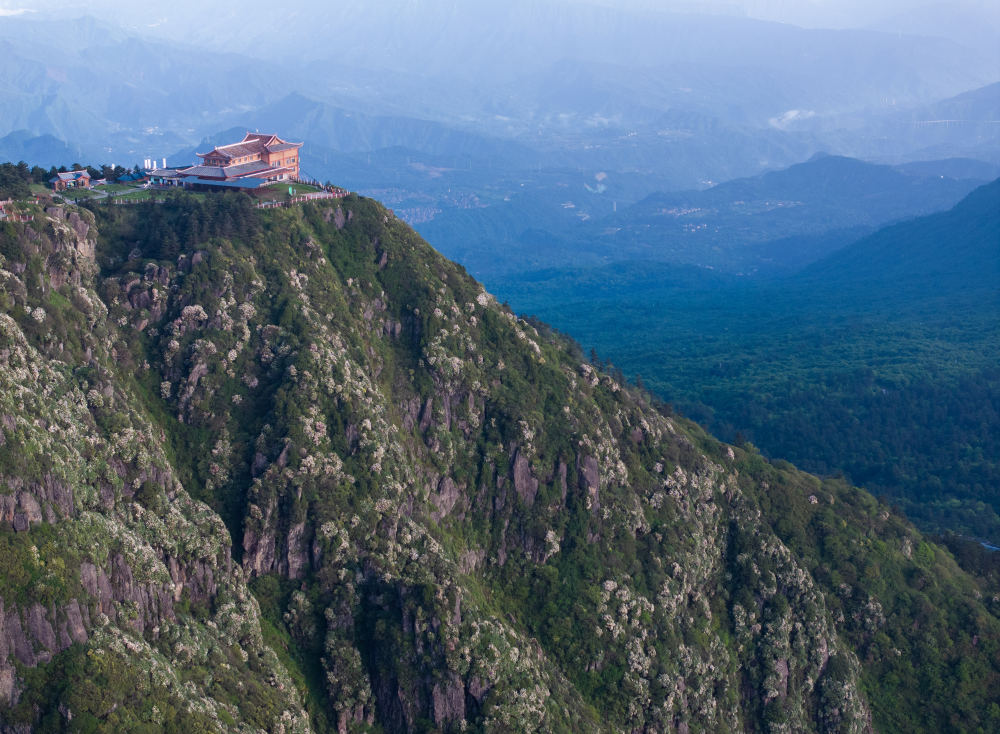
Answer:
[3,0,999,30]
[1,0,997,75]
[0,0,994,164]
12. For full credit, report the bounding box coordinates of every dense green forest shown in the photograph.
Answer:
[497,180,1000,543]
[0,161,35,199]
[0,160,131,199]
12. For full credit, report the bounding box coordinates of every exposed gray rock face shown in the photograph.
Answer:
[512,449,539,506]
[2,600,35,668]
[0,596,89,705]
[431,476,461,520]
[333,206,347,230]
[286,521,310,579]
[0,478,75,531]
[244,499,279,577]
[418,397,434,433]
[431,673,465,726]
[579,453,601,512]
[25,605,55,660]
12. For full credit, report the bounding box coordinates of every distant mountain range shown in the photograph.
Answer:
[0,131,82,169]
[598,153,992,271]
[420,153,992,279]
[796,177,1000,301]
[868,0,1000,67]
[0,7,996,176]
[0,16,285,162]
[819,82,1000,163]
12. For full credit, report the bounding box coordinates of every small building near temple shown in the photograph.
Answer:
[148,168,184,187]
[49,170,91,191]
[118,170,150,184]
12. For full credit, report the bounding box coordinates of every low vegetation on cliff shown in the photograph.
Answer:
[0,191,997,732]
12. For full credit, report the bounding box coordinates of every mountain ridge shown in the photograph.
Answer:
[795,176,1000,298]
[0,189,996,731]
[420,152,988,280]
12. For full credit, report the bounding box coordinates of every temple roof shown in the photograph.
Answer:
[222,160,287,177]
[179,165,228,178]
[266,142,300,153]
[197,132,302,161]
[50,170,90,182]
[179,159,295,180]
[243,132,278,145]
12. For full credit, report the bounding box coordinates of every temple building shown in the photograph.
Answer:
[175,133,303,190]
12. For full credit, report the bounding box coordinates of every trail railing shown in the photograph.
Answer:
[255,189,349,209]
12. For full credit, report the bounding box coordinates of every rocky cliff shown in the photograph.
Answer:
[0,204,309,732]
[0,193,997,732]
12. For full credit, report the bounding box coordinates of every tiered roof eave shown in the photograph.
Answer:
[196,132,303,161]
